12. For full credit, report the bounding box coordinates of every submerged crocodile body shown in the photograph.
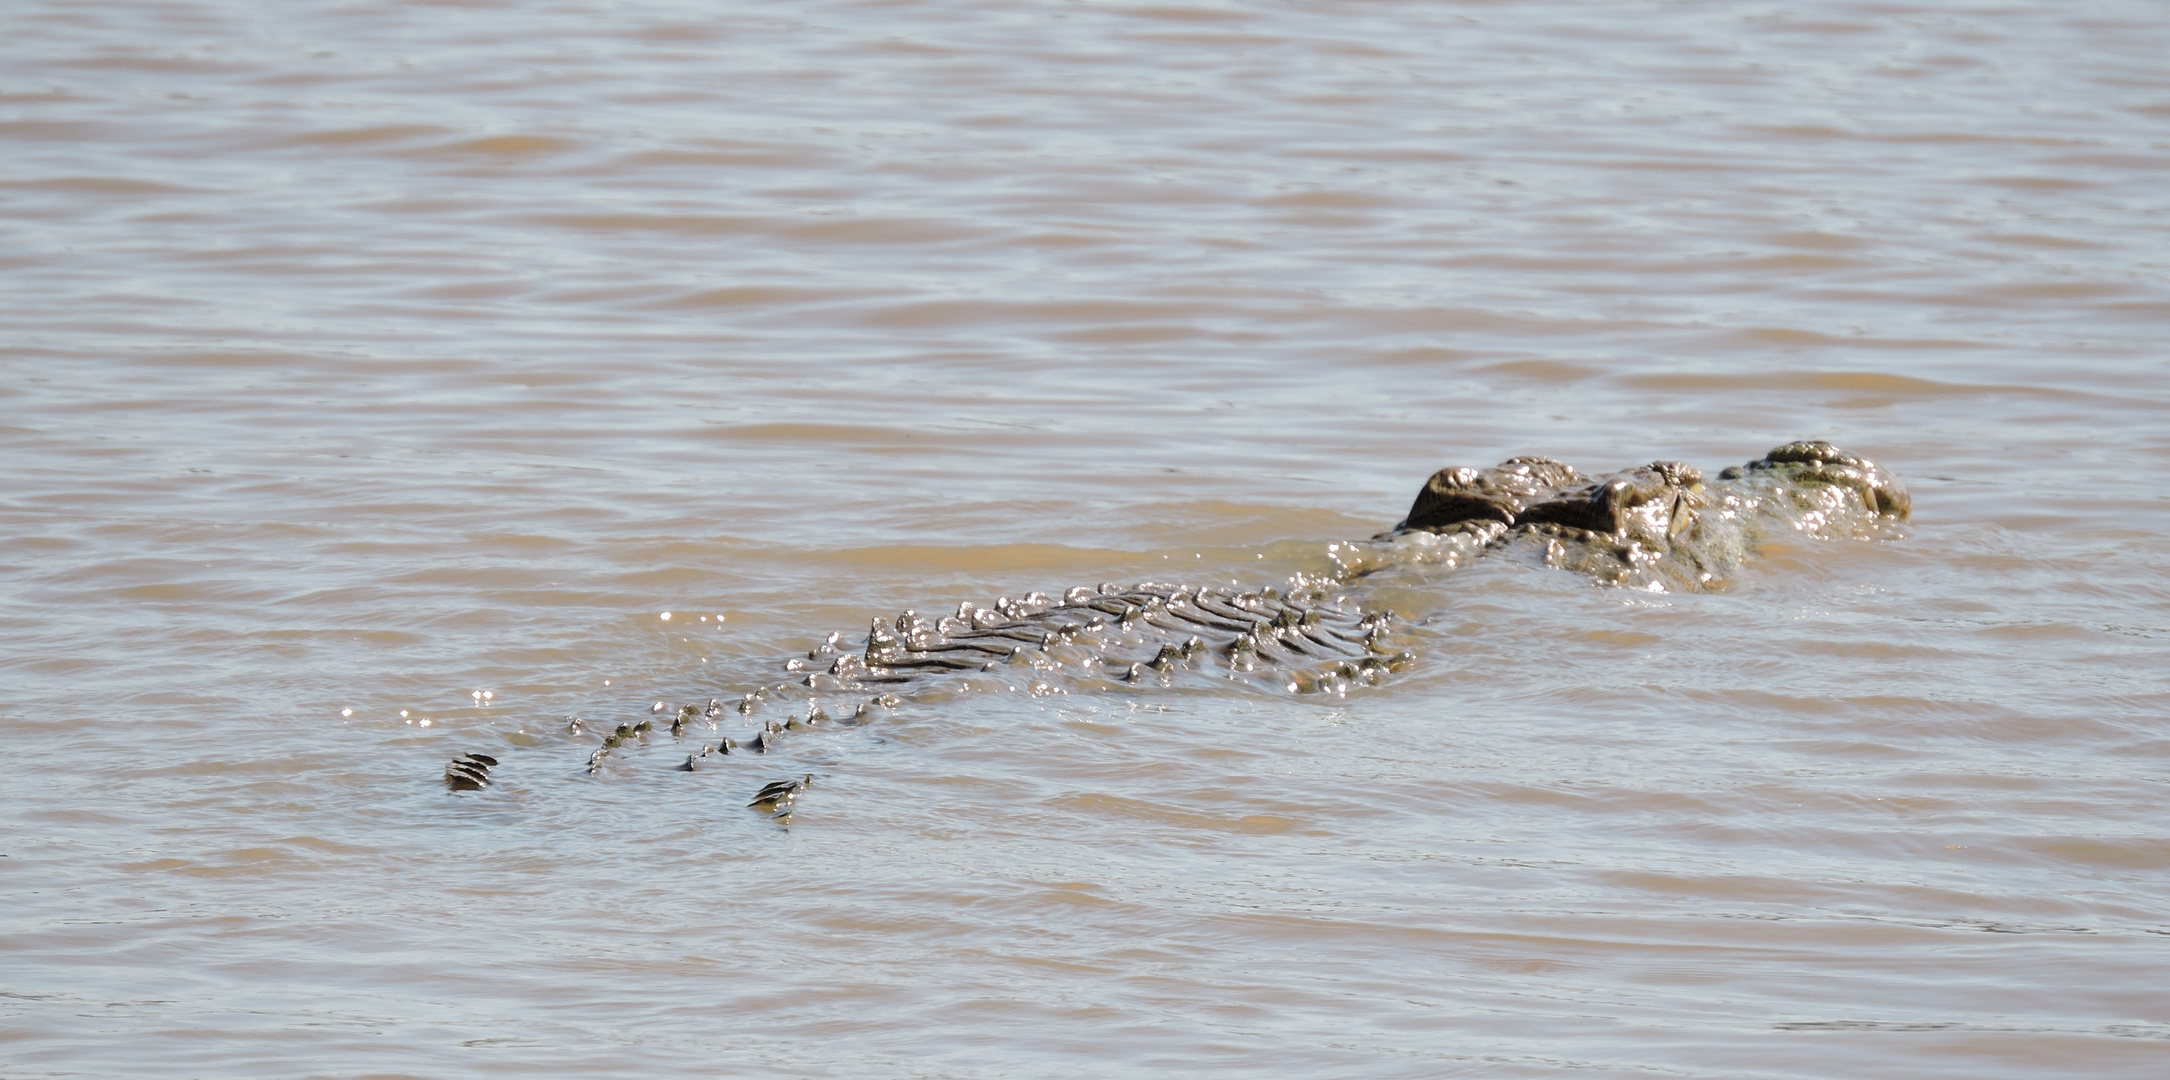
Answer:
[446,441,1908,802]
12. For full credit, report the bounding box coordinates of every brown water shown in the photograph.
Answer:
[4,1,2169,1076]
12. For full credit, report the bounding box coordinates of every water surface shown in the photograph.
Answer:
[3,1,2168,1076]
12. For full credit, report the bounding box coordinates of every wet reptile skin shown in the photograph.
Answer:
[448,441,1908,796]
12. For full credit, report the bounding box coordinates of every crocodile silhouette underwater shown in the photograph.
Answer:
[443,441,1909,816]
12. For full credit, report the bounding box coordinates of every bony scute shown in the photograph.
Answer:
[749,774,813,815]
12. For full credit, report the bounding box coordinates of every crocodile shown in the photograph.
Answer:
[445,441,1907,802]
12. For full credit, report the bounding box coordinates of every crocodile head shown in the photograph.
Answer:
[1385,442,1905,590]
[1396,456,1584,531]
[1515,460,1710,551]
[1720,440,1910,521]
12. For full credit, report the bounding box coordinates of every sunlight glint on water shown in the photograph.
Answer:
[2,2,2167,1077]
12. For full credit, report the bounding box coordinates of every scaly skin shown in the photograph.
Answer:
[449,442,1907,796]
[1338,439,1909,592]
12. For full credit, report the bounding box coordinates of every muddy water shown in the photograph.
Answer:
[4,1,2169,1076]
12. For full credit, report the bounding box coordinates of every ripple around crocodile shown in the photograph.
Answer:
[444,441,1909,809]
